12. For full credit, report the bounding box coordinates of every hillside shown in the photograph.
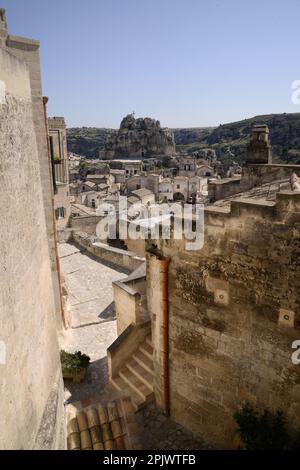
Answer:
[67,127,115,157]
[67,113,300,164]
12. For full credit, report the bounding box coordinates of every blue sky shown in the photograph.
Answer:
[2,0,300,128]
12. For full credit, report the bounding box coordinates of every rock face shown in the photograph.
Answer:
[99,114,176,159]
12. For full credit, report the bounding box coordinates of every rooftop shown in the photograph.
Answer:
[131,188,154,198]
[66,395,141,450]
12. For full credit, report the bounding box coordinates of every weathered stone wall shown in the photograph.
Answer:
[6,33,63,332]
[108,321,151,379]
[113,283,142,335]
[70,214,104,234]
[0,43,64,449]
[208,164,300,202]
[113,266,147,335]
[73,232,145,272]
[48,117,70,230]
[146,192,300,448]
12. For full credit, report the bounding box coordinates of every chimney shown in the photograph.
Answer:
[0,8,8,47]
[246,124,272,164]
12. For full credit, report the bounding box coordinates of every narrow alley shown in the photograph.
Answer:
[59,242,127,402]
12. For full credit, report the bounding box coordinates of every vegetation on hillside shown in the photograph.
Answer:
[67,113,300,165]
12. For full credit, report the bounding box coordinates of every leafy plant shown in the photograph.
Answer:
[60,350,90,374]
[233,404,294,450]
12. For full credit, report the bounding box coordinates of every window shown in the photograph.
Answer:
[91,199,96,208]
[55,207,65,219]
[177,184,180,189]
[136,184,141,190]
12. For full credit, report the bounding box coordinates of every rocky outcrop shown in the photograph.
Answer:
[99,114,176,159]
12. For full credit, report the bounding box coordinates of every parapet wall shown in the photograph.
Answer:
[208,164,300,202]
[147,190,300,448]
[73,232,145,272]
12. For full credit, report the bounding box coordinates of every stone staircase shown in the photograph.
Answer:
[110,335,154,411]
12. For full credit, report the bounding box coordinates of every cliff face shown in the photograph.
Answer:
[99,114,176,159]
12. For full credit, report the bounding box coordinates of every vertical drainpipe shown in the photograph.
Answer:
[43,96,67,330]
[160,256,170,416]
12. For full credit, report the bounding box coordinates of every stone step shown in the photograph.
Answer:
[139,341,153,361]
[119,367,154,402]
[111,375,145,411]
[132,349,154,376]
[126,359,153,389]
[146,336,153,349]
[139,307,150,323]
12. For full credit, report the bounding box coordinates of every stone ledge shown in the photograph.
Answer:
[7,34,40,50]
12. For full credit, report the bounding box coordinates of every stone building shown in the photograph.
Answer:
[158,178,174,202]
[100,114,176,159]
[178,156,197,177]
[173,176,189,201]
[143,130,300,448]
[0,9,65,449]
[48,116,70,231]
[208,126,299,203]
[107,125,300,448]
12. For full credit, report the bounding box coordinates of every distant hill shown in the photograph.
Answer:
[67,113,300,164]
[67,127,115,157]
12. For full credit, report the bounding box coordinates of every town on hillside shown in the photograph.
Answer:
[1,3,300,458]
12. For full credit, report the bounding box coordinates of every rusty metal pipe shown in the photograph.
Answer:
[160,257,170,416]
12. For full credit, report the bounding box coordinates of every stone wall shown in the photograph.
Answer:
[146,192,300,448]
[48,116,70,231]
[73,232,145,272]
[70,214,104,234]
[0,36,64,449]
[113,264,147,335]
[6,33,63,330]
[208,164,300,202]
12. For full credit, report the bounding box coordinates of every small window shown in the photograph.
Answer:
[177,184,180,189]
[91,199,96,208]
[55,207,65,219]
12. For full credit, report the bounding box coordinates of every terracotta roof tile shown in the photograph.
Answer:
[66,395,140,450]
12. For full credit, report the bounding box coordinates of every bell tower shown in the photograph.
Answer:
[246,124,272,164]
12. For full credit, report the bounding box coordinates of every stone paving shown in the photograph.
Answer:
[58,242,210,449]
[136,403,212,450]
[58,242,127,402]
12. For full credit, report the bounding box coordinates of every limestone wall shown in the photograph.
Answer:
[73,232,145,272]
[208,164,300,202]
[70,214,104,235]
[6,33,63,331]
[0,44,64,449]
[146,192,300,448]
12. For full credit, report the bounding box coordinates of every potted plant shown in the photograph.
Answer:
[60,350,90,383]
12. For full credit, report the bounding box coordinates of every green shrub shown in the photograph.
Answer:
[60,350,90,374]
[233,404,296,450]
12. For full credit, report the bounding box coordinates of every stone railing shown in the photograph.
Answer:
[72,232,145,272]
